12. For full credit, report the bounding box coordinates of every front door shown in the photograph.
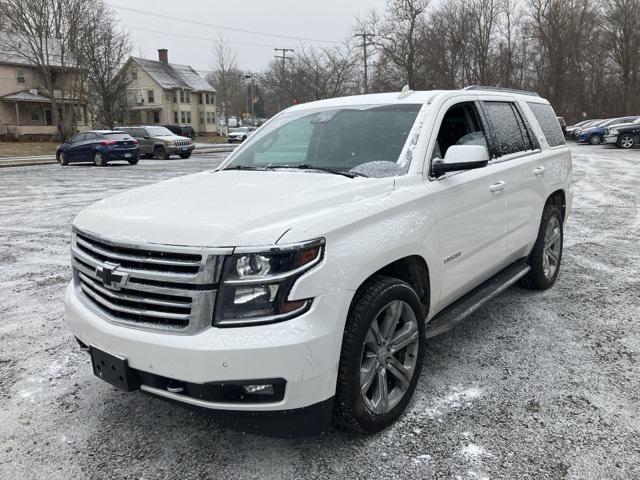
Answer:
[428,100,509,306]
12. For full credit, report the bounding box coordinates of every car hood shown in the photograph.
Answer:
[607,122,637,130]
[74,170,395,247]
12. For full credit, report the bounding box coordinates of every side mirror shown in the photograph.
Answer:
[143,135,149,139]
[432,145,489,178]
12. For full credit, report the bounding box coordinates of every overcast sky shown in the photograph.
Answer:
[104,0,387,73]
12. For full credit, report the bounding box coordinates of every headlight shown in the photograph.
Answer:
[610,129,619,135]
[214,239,325,326]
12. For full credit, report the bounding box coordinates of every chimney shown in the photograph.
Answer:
[158,49,168,64]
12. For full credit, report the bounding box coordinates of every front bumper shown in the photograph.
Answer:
[65,281,353,412]
[166,144,195,154]
[603,135,618,144]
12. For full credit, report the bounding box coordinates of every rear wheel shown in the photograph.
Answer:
[617,134,635,149]
[93,152,107,167]
[57,152,68,166]
[521,204,563,290]
[154,146,168,160]
[127,156,139,165]
[589,133,603,145]
[334,276,425,433]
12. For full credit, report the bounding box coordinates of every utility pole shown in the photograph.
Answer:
[354,32,374,94]
[274,48,294,111]
[242,74,255,126]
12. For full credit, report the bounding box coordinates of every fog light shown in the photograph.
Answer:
[241,384,275,395]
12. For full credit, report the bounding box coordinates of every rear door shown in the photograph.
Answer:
[429,98,510,305]
[79,132,98,161]
[138,128,153,155]
[478,99,548,260]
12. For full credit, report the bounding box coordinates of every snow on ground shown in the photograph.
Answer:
[0,145,639,479]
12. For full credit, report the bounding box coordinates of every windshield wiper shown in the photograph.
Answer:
[222,165,266,171]
[264,164,367,178]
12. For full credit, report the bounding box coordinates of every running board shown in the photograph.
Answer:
[425,259,531,339]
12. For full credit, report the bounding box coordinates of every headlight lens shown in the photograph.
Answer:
[214,239,324,326]
[610,129,619,135]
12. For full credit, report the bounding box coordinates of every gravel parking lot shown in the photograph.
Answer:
[0,145,638,480]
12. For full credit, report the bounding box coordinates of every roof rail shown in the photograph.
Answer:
[463,85,540,97]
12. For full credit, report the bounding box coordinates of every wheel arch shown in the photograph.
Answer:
[546,189,566,221]
[354,255,430,318]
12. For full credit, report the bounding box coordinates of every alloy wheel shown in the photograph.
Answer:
[542,216,561,279]
[360,300,420,415]
[619,135,634,149]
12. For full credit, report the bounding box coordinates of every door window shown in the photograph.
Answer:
[482,101,534,157]
[68,133,84,144]
[527,102,565,147]
[431,102,488,160]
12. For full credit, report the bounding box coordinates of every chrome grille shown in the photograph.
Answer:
[175,140,191,147]
[71,229,232,334]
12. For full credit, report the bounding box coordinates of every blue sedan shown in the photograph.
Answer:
[56,130,139,166]
[577,117,639,145]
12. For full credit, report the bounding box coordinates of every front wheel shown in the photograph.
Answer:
[589,134,603,145]
[617,134,635,149]
[93,152,107,166]
[334,276,425,433]
[57,152,68,166]
[127,156,139,165]
[154,146,168,160]
[521,204,563,290]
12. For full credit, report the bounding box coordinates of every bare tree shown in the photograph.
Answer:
[0,0,95,140]
[210,36,242,133]
[79,4,132,129]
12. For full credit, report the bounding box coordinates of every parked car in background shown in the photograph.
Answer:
[604,117,640,149]
[577,117,639,145]
[65,87,572,435]
[557,117,566,137]
[164,124,196,140]
[564,119,595,138]
[227,126,256,143]
[119,126,195,159]
[57,130,139,167]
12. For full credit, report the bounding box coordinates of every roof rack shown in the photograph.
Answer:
[463,85,540,97]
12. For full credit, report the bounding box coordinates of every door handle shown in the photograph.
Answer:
[534,166,546,177]
[489,181,506,193]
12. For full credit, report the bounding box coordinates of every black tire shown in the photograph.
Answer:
[589,133,603,145]
[617,134,635,149]
[93,151,107,167]
[127,156,139,165]
[57,152,68,166]
[334,276,425,433]
[154,146,168,160]
[241,135,247,142]
[520,204,563,290]
[179,153,191,159]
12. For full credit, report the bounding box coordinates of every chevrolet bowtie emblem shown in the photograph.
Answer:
[96,262,128,290]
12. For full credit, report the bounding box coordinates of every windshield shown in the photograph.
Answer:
[224,104,422,176]
[147,127,174,136]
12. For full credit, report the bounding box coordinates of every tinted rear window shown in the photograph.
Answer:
[528,103,565,147]
[103,133,133,141]
[483,101,531,156]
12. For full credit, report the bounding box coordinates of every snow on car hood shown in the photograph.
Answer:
[73,170,395,247]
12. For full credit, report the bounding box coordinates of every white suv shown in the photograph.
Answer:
[65,87,572,436]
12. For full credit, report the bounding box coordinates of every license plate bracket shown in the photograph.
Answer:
[90,347,139,391]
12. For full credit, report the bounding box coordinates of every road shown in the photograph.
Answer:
[0,146,639,479]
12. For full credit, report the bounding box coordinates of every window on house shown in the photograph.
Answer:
[153,111,160,123]
[16,69,25,84]
[199,94,203,104]
[185,91,191,103]
[179,91,184,103]
[186,111,192,123]
[147,90,155,103]
[173,91,177,103]
[131,67,137,80]
[180,111,186,123]
[31,110,40,121]
[174,111,179,123]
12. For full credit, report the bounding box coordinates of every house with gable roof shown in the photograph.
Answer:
[121,49,218,135]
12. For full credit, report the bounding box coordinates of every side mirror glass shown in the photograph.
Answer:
[143,135,150,139]
[432,145,489,177]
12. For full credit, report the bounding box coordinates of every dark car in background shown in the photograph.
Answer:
[56,130,139,166]
[604,118,640,149]
[164,124,196,140]
[564,119,595,138]
[557,117,566,137]
[119,126,195,159]
[577,116,639,145]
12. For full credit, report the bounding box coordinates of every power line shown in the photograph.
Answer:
[112,4,340,44]
[124,25,296,50]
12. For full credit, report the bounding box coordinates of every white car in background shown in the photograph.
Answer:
[227,126,256,143]
[65,87,572,436]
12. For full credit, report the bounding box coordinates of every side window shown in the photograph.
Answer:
[84,133,97,141]
[68,133,83,143]
[431,102,488,160]
[74,133,88,143]
[527,102,565,147]
[482,101,531,156]
[138,128,148,138]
